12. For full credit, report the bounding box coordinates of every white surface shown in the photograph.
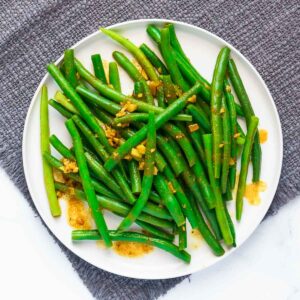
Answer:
[0,168,299,300]
[23,19,282,279]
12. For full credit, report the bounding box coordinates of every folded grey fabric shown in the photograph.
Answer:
[0,0,299,299]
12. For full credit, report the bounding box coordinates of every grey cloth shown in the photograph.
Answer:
[0,0,299,299]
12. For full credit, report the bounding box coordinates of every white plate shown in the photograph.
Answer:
[22,19,283,279]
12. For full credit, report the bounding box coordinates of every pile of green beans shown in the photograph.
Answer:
[41,23,262,263]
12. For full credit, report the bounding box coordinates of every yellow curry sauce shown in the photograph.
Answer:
[259,129,268,144]
[113,241,153,258]
[190,229,202,249]
[244,181,267,206]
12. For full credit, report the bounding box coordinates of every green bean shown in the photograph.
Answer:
[133,81,145,100]
[101,28,159,81]
[162,122,197,167]
[154,173,185,227]
[72,230,190,263]
[161,75,177,103]
[188,128,206,164]
[108,62,121,92]
[40,86,61,217]
[47,64,113,153]
[114,112,192,125]
[64,49,77,88]
[135,221,174,241]
[228,59,261,182]
[76,85,120,115]
[65,119,111,246]
[203,134,233,246]
[104,82,202,171]
[160,27,189,92]
[128,160,141,194]
[224,79,238,189]
[139,43,168,75]
[211,47,230,178]
[84,152,123,197]
[185,188,224,256]
[113,51,154,104]
[146,24,162,44]
[197,99,211,118]
[220,97,231,193]
[236,116,259,220]
[186,104,211,132]
[223,203,236,247]
[91,54,107,84]
[178,223,187,250]
[118,112,156,231]
[168,23,189,63]
[49,99,73,119]
[50,135,74,159]
[156,135,186,176]
[156,85,166,108]
[54,91,78,114]
[43,152,64,169]
[163,164,198,229]
[223,181,233,201]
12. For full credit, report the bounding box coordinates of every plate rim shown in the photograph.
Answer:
[22,18,283,279]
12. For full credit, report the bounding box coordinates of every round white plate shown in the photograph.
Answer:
[23,19,283,279]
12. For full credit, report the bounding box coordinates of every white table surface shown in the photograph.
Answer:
[0,168,299,300]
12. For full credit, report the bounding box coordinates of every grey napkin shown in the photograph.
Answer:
[0,0,299,299]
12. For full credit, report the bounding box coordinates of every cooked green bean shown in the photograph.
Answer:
[114,113,192,125]
[224,78,238,189]
[108,62,121,92]
[50,134,74,159]
[40,86,61,217]
[156,135,186,176]
[203,134,233,246]
[154,173,185,227]
[228,59,261,182]
[43,152,64,169]
[91,54,107,84]
[178,223,187,250]
[101,28,159,81]
[54,91,78,114]
[135,221,174,241]
[186,104,211,132]
[75,85,120,115]
[128,160,141,194]
[140,43,168,74]
[85,152,123,197]
[72,230,190,263]
[160,27,189,92]
[156,85,166,108]
[65,119,111,247]
[163,163,198,229]
[113,51,154,104]
[118,112,156,231]
[220,97,231,193]
[64,49,77,88]
[211,47,230,178]
[161,75,177,103]
[48,99,73,119]
[236,116,259,221]
[104,83,202,171]
[162,122,197,167]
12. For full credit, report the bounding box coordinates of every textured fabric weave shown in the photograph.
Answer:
[0,1,299,299]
